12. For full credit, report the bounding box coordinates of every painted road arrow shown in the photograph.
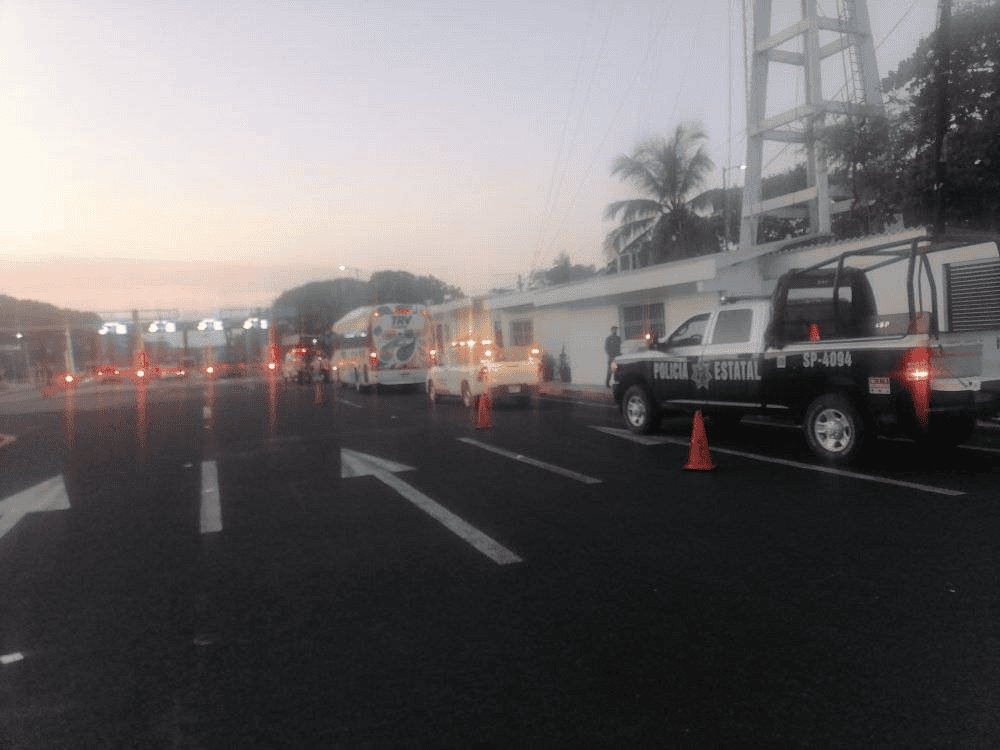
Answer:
[0,475,71,541]
[340,448,522,565]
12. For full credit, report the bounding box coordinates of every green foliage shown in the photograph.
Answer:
[272,271,463,335]
[819,116,905,237]
[0,295,102,373]
[367,270,463,306]
[0,294,101,329]
[528,252,598,288]
[882,0,1000,231]
[604,122,717,265]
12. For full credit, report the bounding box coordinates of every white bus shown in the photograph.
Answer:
[331,303,432,390]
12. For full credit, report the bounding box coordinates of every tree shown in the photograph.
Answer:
[527,252,598,288]
[817,116,907,237]
[604,122,716,267]
[883,0,1000,231]
[366,271,462,306]
[0,295,101,376]
[271,271,463,338]
[272,278,369,337]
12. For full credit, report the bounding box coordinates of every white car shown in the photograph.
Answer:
[427,340,541,407]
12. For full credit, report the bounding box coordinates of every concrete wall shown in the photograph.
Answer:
[427,231,992,386]
[531,302,619,385]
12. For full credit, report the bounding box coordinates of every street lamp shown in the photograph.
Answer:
[338,264,363,280]
[722,164,747,250]
[147,320,177,334]
[197,318,224,332]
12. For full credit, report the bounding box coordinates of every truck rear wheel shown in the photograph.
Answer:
[623,385,658,434]
[804,393,867,464]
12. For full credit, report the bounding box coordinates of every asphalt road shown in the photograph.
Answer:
[2,376,1000,747]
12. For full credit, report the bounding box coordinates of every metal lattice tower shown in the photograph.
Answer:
[740,0,885,252]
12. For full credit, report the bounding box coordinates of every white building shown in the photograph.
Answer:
[430,228,996,386]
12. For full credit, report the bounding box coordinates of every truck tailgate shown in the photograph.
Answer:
[486,361,538,385]
[934,330,1000,388]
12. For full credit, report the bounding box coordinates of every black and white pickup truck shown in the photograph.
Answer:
[611,234,1000,463]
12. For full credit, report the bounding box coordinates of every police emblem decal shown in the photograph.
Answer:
[690,361,712,390]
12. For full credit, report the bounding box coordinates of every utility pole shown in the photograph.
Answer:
[932,0,952,236]
[740,0,884,251]
[64,324,76,374]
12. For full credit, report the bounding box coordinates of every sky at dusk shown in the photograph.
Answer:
[1,0,940,316]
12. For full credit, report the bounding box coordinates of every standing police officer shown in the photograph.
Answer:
[604,325,621,388]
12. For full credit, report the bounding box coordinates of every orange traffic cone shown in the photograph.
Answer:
[683,410,716,471]
[475,390,493,429]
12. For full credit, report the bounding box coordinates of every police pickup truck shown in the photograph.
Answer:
[611,234,1000,463]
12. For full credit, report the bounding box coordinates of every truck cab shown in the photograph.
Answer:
[613,299,772,429]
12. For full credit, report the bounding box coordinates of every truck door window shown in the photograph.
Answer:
[666,314,710,348]
[710,309,753,345]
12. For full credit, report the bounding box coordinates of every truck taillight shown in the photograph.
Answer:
[900,346,932,427]
[902,346,932,381]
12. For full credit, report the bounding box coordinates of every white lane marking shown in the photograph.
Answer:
[202,406,212,420]
[340,449,521,565]
[958,444,1000,455]
[457,437,602,485]
[590,425,671,445]
[1,652,24,665]
[0,433,16,449]
[337,398,363,409]
[0,475,71,541]
[590,426,965,497]
[199,460,222,534]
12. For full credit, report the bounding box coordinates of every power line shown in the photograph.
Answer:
[535,0,619,270]
[532,4,597,272]
[541,2,676,261]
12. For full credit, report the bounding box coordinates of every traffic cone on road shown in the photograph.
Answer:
[475,390,493,429]
[683,410,716,471]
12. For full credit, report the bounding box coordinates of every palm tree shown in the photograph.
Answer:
[604,122,715,267]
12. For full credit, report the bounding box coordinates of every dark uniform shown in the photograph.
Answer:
[604,326,621,388]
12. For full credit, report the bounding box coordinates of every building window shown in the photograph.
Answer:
[622,303,664,340]
[510,319,533,345]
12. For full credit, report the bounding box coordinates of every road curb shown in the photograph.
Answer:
[538,383,615,404]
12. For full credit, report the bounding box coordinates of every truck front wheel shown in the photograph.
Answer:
[623,385,658,434]
[804,393,867,464]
